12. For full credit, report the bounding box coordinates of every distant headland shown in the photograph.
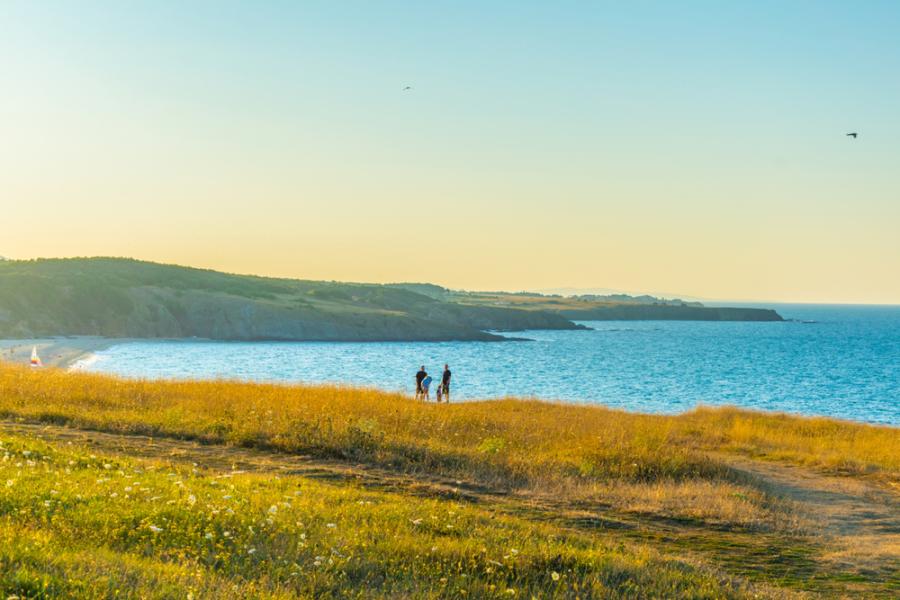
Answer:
[0,258,782,343]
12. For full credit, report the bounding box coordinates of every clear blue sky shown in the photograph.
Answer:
[1,1,898,302]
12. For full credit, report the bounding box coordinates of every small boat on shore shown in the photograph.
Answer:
[30,346,42,368]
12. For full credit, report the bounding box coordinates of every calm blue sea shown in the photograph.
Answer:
[81,305,900,425]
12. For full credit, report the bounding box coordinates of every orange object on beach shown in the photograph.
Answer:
[30,346,42,368]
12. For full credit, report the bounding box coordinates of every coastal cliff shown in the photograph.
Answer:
[0,258,782,341]
[0,258,581,341]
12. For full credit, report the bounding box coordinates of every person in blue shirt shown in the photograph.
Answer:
[421,374,433,401]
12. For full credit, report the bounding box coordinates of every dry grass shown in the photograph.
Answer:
[0,364,895,530]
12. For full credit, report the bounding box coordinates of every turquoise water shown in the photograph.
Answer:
[82,305,900,425]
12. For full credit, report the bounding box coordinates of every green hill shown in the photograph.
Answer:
[0,258,581,341]
[0,258,782,341]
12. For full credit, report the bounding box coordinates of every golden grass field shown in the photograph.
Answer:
[1,364,898,598]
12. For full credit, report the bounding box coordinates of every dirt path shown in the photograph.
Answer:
[721,454,899,580]
[722,455,899,538]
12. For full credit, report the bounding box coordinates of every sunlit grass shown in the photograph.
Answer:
[0,365,895,487]
[0,365,895,531]
[0,432,770,599]
[1,364,896,597]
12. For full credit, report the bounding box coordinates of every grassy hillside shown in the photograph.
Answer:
[2,366,895,492]
[0,258,581,341]
[0,365,896,597]
[0,258,782,342]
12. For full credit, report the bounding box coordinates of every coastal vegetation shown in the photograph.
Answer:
[0,258,780,342]
[0,365,897,597]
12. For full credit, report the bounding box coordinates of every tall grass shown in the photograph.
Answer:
[1,365,895,491]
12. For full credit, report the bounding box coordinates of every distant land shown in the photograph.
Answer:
[0,258,782,342]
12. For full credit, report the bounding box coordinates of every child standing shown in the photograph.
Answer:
[421,374,433,401]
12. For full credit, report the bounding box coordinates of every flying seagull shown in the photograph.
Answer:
[846,132,858,138]
[402,85,413,91]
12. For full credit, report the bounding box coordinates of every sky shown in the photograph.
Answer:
[1,1,898,304]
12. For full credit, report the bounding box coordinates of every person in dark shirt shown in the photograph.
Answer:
[415,366,427,400]
[441,364,451,402]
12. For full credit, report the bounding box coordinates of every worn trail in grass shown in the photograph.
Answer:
[4,421,897,597]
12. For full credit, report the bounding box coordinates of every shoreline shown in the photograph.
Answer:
[0,337,125,369]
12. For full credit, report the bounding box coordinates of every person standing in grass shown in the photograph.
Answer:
[415,365,427,400]
[441,364,452,402]
[421,373,433,401]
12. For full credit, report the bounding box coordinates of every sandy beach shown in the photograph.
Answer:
[0,337,123,369]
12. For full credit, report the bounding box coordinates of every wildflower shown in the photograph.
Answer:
[205,533,214,540]
[551,571,560,581]
[248,548,256,555]
[103,463,112,470]
[149,525,163,533]
[187,494,197,506]
[268,505,278,515]
[326,523,336,528]
[411,518,423,525]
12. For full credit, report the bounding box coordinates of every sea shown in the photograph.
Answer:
[79,304,900,425]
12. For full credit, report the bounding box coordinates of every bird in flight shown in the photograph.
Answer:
[402,85,413,91]
[846,132,858,138]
